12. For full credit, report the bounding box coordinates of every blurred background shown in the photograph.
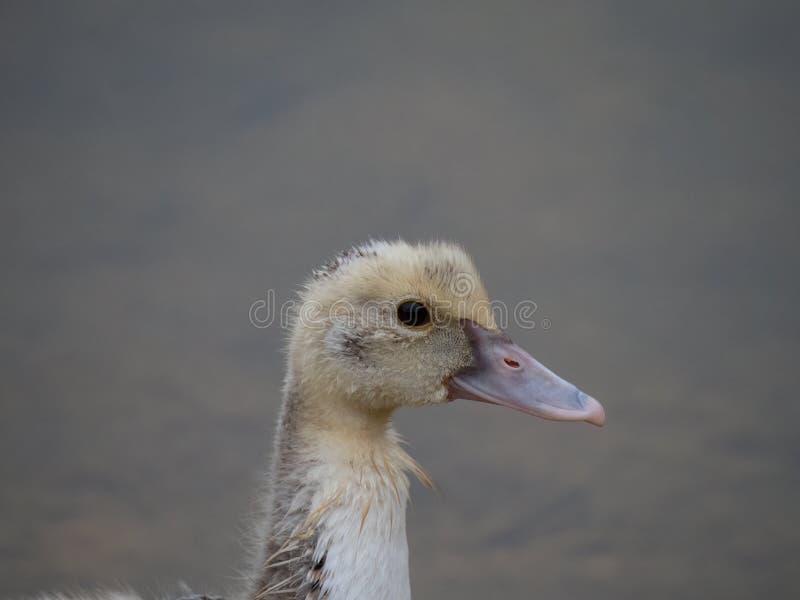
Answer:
[2,2,798,599]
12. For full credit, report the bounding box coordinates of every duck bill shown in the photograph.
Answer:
[447,321,605,427]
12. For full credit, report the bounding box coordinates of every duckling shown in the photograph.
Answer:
[248,239,604,600]
[32,240,604,600]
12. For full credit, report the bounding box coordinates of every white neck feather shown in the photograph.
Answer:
[255,384,427,600]
[307,439,411,600]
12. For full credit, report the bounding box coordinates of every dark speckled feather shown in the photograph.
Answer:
[311,243,379,281]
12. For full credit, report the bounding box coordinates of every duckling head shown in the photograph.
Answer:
[287,240,604,427]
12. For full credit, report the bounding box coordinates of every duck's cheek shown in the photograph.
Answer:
[380,373,441,407]
[429,385,450,405]
[408,376,451,406]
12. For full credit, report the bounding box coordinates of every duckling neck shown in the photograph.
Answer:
[252,382,414,600]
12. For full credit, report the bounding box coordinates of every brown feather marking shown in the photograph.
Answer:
[359,493,374,534]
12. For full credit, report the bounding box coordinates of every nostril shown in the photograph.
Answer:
[503,357,520,368]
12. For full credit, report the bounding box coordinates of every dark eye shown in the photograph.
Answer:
[397,300,430,328]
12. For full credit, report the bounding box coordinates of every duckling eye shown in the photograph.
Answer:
[396,300,430,328]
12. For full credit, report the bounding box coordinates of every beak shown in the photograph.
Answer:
[447,321,605,427]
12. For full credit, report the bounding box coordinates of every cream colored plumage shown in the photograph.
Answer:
[34,239,604,600]
[249,240,492,599]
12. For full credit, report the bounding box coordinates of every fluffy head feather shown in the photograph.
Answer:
[287,240,496,419]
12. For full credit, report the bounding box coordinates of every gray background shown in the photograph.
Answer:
[2,2,798,599]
